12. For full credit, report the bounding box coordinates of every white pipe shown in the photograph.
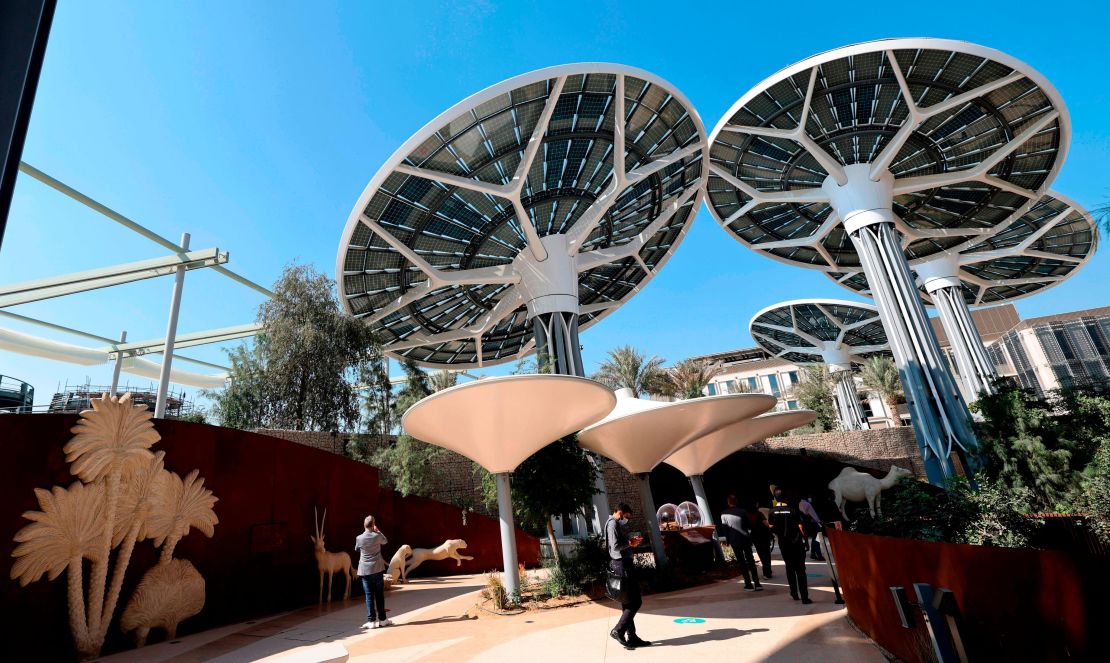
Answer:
[495,472,520,599]
[155,232,189,418]
[637,473,668,567]
[110,331,126,396]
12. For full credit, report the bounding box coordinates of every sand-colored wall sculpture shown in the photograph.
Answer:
[9,394,218,660]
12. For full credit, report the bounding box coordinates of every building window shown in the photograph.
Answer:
[767,374,781,397]
[707,383,717,396]
[745,377,758,393]
[787,400,798,410]
[788,370,799,385]
[725,380,737,394]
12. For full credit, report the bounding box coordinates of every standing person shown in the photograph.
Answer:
[748,503,774,579]
[355,515,392,629]
[720,494,763,592]
[605,503,651,649]
[799,494,825,561]
[769,490,812,604]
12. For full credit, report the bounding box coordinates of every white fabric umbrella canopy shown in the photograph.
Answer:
[664,410,818,477]
[577,389,776,474]
[402,374,616,474]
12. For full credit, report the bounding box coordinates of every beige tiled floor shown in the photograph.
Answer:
[99,556,884,663]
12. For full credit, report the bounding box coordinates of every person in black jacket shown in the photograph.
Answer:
[748,502,774,579]
[769,490,812,604]
[605,503,651,649]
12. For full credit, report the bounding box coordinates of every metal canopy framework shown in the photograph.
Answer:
[706,38,1071,484]
[749,299,888,429]
[2,164,273,397]
[828,192,1097,398]
[338,63,708,370]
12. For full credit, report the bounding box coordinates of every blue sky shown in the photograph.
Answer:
[2,0,1108,408]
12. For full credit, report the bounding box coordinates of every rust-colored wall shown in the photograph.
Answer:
[826,529,1104,662]
[0,414,538,660]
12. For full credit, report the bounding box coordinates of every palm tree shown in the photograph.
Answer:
[592,345,665,398]
[10,481,106,657]
[428,369,458,393]
[859,357,904,426]
[63,393,159,640]
[148,469,219,564]
[659,359,722,400]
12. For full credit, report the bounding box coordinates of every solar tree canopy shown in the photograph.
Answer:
[338,63,708,368]
[705,37,1070,272]
[663,410,817,478]
[748,299,889,370]
[827,191,1098,307]
[401,374,615,475]
[577,389,776,474]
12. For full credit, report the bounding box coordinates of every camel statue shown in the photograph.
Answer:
[829,466,912,518]
[310,508,353,603]
[404,539,474,577]
[385,544,413,587]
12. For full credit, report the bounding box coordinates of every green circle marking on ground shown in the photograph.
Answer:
[674,618,706,624]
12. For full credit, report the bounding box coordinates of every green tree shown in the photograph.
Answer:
[369,358,446,497]
[480,435,599,561]
[656,359,720,400]
[859,356,903,426]
[592,345,665,397]
[209,264,379,432]
[1080,438,1110,545]
[793,365,837,432]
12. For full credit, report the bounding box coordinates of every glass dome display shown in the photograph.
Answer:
[676,501,703,528]
[657,503,679,531]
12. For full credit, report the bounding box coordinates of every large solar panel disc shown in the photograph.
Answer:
[337,63,707,367]
[827,191,1097,306]
[705,38,1070,272]
[748,299,888,366]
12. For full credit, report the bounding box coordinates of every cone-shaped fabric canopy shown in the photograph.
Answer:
[577,389,776,474]
[664,410,817,477]
[401,374,616,474]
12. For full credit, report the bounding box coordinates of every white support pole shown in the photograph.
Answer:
[155,232,189,418]
[930,285,997,401]
[636,473,668,567]
[495,472,520,599]
[689,474,724,561]
[109,330,126,396]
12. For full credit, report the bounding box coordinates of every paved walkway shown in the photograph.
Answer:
[99,554,884,662]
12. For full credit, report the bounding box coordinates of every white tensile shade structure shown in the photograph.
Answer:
[402,375,615,598]
[828,192,1097,400]
[577,389,776,564]
[705,38,1070,484]
[664,410,817,531]
[749,300,889,430]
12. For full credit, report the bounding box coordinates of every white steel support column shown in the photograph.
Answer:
[917,257,997,400]
[495,472,520,600]
[827,166,976,484]
[688,474,724,561]
[636,473,668,567]
[833,371,866,430]
[155,232,189,418]
[109,330,126,396]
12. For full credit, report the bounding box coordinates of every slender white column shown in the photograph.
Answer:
[636,473,668,567]
[109,330,126,396]
[916,257,997,400]
[832,370,867,430]
[495,472,520,599]
[155,232,189,418]
[688,474,724,561]
[826,166,976,484]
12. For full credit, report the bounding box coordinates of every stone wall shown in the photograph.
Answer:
[748,426,925,478]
